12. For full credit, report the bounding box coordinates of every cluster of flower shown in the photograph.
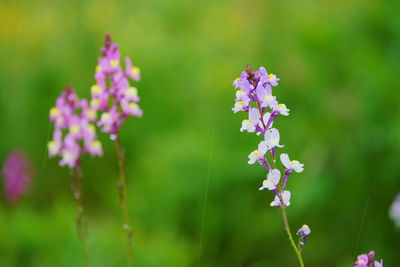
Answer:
[48,35,142,168]
[92,34,143,137]
[2,149,33,204]
[232,65,304,208]
[354,251,383,267]
[48,86,103,168]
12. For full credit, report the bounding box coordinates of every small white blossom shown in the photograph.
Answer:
[264,128,283,150]
[248,141,268,164]
[259,169,281,190]
[271,190,291,207]
[240,108,260,132]
[280,153,304,173]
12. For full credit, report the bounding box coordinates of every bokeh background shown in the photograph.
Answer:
[1,0,400,266]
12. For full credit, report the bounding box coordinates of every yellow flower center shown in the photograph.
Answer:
[268,74,275,79]
[101,112,111,121]
[96,65,102,73]
[126,87,138,98]
[91,84,102,95]
[50,107,60,117]
[131,66,140,76]
[87,124,95,133]
[86,109,96,120]
[47,141,58,152]
[90,98,100,109]
[110,60,119,67]
[69,124,80,134]
[91,140,101,151]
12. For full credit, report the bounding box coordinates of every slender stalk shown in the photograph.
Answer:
[114,137,133,267]
[71,166,91,267]
[278,191,304,267]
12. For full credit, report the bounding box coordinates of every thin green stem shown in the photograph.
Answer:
[277,188,304,267]
[71,166,92,267]
[114,138,133,267]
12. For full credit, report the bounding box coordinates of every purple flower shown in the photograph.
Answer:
[296,225,311,249]
[91,34,143,136]
[389,193,400,228]
[354,251,383,267]
[48,86,103,168]
[2,149,33,204]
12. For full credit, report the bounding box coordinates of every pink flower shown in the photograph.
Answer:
[91,34,143,136]
[48,86,103,168]
[2,149,33,204]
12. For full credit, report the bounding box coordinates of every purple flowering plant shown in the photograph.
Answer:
[90,34,142,266]
[2,149,33,204]
[232,65,309,266]
[47,34,142,267]
[48,85,102,266]
[354,251,383,267]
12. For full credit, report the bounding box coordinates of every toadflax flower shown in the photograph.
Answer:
[232,65,309,265]
[48,86,103,168]
[2,149,33,204]
[259,169,281,191]
[91,34,143,137]
[297,224,311,249]
[389,193,400,228]
[231,65,304,207]
[354,251,383,267]
[270,190,291,207]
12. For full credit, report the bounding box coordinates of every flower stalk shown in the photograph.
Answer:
[232,65,310,266]
[70,163,91,267]
[114,137,133,267]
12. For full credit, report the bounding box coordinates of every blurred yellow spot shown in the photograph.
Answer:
[90,98,100,109]
[110,60,119,67]
[101,112,111,121]
[69,124,80,134]
[91,140,102,151]
[131,66,140,76]
[47,141,58,152]
[236,101,243,105]
[87,124,95,133]
[126,87,138,98]
[268,74,275,79]
[86,109,96,120]
[91,84,102,94]
[96,65,102,73]
[128,103,139,112]
[50,107,60,117]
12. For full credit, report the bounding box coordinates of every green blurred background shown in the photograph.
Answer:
[1,0,400,266]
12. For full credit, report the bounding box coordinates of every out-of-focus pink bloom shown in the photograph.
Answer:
[91,34,143,137]
[48,86,103,168]
[2,149,33,204]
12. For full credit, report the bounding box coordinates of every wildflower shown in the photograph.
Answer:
[232,65,308,265]
[354,251,383,267]
[2,149,33,204]
[389,193,400,228]
[280,153,304,173]
[270,190,291,207]
[297,224,311,249]
[48,86,103,168]
[259,169,281,190]
[264,128,283,150]
[91,34,143,136]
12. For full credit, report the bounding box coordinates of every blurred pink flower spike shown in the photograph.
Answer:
[2,149,33,204]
